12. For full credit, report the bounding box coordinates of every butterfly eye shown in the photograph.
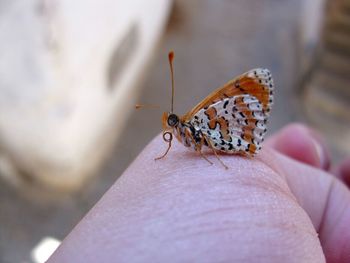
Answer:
[167,114,179,127]
[162,131,173,142]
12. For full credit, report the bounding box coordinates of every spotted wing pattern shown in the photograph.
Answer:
[184,68,273,120]
[189,68,274,155]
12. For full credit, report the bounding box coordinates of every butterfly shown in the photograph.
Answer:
[143,51,274,169]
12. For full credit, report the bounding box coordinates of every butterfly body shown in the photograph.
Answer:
[173,119,207,150]
[161,68,274,158]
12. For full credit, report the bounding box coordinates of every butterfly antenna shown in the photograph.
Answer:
[168,51,175,113]
[135,104,160,109]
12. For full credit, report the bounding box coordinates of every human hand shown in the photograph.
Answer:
[48,123,350,263]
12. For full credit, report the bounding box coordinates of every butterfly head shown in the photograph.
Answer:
[162,111,179,131]
[159,111,180,145]
[166,112,179,127]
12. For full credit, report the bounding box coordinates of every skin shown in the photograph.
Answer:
[48,123,350,263]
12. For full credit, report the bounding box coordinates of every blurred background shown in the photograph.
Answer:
[0,0,349,262]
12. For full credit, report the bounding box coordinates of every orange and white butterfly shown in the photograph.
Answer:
[149,51,273,168]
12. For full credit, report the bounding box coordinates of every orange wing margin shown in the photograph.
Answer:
[181,68,273,121]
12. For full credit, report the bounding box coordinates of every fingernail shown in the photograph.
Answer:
[311,138,328,169]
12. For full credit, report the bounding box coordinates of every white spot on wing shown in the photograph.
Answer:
[188,68,274,155]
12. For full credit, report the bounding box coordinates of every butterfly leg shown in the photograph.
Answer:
[203,136,228,170]
[186,129,213,165]
[198,149,213,165]
[192,137,213,165]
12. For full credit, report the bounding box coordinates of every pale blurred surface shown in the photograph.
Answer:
[0,0,171,192]
[0,0,323,262]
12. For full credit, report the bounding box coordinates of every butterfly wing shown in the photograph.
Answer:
[187,68,274,155]
[184,68,273,119]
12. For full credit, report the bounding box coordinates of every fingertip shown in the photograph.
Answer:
[334,158,350,187]
[266,123,330,170]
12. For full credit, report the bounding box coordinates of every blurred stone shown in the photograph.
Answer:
[299,0,325,73]
[302,0,350,154]
[0,0,171,193]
